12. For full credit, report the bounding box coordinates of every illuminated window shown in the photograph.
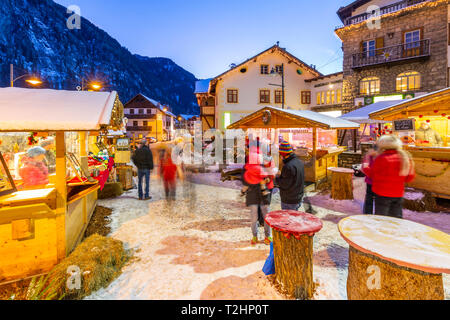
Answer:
[396,71,421,92]
[321,92,325,104]
[326,91,331,104]
[224,112,231,129]
[360,77,380,95]
[337,90,342,103]
[316,93,321,105]
[331,90,336,104]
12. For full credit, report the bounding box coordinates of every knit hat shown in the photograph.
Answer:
[27,146,46,158]
[279,141,293,155]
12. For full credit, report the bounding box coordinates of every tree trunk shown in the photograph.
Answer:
[273,229,315,299]
[331,171,353,200]
[347,246,444,300]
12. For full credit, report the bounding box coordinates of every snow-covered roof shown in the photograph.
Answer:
[179,114,199,120]
[140,94,175,117]
[194,79,212,94]
[0,87,120,131]
[228,106,359,130]
[340,100,404,124]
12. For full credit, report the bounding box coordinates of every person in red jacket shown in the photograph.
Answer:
[363,135,415,218]
[159,148,179,200]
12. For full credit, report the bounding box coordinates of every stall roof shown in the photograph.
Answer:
[369,87,450,120]
[0,88,121,132]
[340,100,405,124]
[228,106,360,130]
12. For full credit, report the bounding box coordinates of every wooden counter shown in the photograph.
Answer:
[298,148,345,184]
[404,146,450,199]
[0,188,57,210]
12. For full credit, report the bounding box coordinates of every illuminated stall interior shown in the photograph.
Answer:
[370,87,450,199]
[0,87,123,282]
[228,106,359,185]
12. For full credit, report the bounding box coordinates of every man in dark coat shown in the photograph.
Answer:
[132,139,154,200]
[275,141,305,211]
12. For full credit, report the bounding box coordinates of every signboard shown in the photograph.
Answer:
[394,118,415,132]
[116,138,129,150]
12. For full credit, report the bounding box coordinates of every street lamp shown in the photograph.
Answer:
[10,64,42,87]
[77,79,103,91]
[269,63,285,109]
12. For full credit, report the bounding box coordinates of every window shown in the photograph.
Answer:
[260,65,269,75]
[227,89,238,103]
[130,109,135,115]
[360,77,380,95]
[405,30,421,49]
[363,40,376,57]
[224,112,231,129]
[146,108,152,114]
[259,90,270,104]
[316,93,321,105]
[326,91,331,104]
[331,90,336,104]
[138,109,144,115]
[275,90,283,104]
[336,90,342,104]
[321,92,325,104]
[396,71,421,92]
[275,65,283,74]
[143,121,148,126]
[301,91,311,105]
[133,121,138,126]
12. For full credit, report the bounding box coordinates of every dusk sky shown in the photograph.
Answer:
[54,0,350,79]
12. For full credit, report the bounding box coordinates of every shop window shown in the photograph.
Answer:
[396,71,421,92]
[275,90,283,104]
[360,77,380,95]
[337,90,342,103]
[227,89,238,103]
[321,92,325,105]
[301,91,311,105]
[259,90,270,104]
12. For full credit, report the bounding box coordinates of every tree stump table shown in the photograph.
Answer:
[338,215,450,300]
[265,210,323,299]
[328,167,354,200]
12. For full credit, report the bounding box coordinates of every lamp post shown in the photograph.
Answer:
[269,63,285,109]
[77,78,103,91]
[10,64,42,87]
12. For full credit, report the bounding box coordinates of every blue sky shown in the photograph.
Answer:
[55,0,350,79]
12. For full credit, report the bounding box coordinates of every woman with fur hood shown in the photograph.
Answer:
[363,135,415,218]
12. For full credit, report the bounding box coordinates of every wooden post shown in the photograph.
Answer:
[353,129,357,152]
[55,131,67,259]
[330,167,354,200]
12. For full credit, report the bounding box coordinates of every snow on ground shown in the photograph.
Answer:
[86,172,449,300]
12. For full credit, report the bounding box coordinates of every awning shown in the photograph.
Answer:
[340,101,405,124]
[228,106,360,130]
[0,87,123,132]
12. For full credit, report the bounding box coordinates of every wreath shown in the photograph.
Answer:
[262,110,272,125]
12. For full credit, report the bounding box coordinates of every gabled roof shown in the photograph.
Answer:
[228,106,359,130]
[209,45,323,94]
[305,71,343,83]
[125,93,175,117]
[369,87,450,120]
[0,88,122,132]
[179,114,199,121]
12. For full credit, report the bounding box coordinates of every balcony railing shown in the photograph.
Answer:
[342,0,429,27]
[126,126,153,131]
[352,39,430,68]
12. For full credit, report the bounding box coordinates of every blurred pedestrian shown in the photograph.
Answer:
[275,141,305,211]
[364,135,415,218]
[160,147,181,200]
[361,146,378,214]
[132,139,154,200]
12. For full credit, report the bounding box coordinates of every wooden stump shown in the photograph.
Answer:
[273,229,314,299]
[347,246,444,300]
[329,167,353,200]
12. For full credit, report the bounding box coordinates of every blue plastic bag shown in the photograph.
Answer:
[262,242,275,275]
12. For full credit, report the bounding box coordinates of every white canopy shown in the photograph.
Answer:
[0,87,120,131]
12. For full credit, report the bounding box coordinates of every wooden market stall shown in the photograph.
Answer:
[0,87,123,283]
[369,87,450,199]
[227,106,360,186]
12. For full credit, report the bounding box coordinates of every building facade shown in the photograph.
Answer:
[306,72,345,117]
[195,44,337,132]
[124,94,175,142]
[335,0,449,110]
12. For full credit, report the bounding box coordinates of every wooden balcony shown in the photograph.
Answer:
[343,0,429,26]
[126,126,153,131]
[352,39,431,69]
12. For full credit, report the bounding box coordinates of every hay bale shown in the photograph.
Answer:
[38,234,130,300]
[347,246,444,300]
[84,206,113,238]
[98,182,124,199]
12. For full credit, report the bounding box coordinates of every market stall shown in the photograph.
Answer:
[227,106,359,185]
[0,87,123,282]
[369,88,450,199]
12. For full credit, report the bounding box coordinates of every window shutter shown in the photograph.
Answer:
[420,27,424,40]
[359,41,364,53]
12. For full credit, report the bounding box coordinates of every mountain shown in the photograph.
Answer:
[0,0,199,115]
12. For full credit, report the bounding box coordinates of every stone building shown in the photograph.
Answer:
[335,0,449,110]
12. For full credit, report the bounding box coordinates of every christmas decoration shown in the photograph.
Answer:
[27,132,39,146]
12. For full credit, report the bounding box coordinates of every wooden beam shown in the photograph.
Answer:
[55,131,67,260]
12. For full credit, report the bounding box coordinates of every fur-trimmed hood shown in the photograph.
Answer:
[376,135,402,151]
